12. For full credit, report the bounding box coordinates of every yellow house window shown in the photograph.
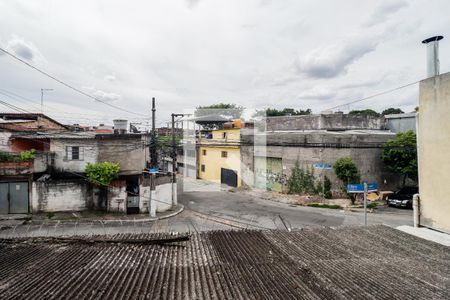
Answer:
[202,149,207,156]
[221,151,228,158]
[201,164,206,172]
[222,132,227,139]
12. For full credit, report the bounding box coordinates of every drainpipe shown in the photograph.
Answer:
[413,194,420,227]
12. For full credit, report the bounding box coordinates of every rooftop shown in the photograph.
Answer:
[0,225,448,299]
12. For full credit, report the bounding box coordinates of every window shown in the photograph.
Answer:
[201,164,205,172]
[66,146,83,160]
[222,132,227,139]
[202,149,207,156]
[221,151,228,158]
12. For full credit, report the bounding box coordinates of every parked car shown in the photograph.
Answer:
[387,187,418,209]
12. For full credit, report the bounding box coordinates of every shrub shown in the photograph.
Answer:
[323,176,332,199]
[334,157,360,204]
[20,149,36,162]
[307,203,342,209]
[287,161,321,195]
[85,162,120,186]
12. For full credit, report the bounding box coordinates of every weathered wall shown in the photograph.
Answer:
[265,114,385,131]
[242,130,400,194]
[154,183,173,212]
[97,136,146,172]
[50,139,98,173]
[31,179,93,212]
[418,72,450,233]
[198,146,241,186]
[0,131,12,151]
[107,185,127,212]
[385,113,417,133]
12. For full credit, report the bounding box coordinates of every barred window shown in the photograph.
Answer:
[66,146,83,160]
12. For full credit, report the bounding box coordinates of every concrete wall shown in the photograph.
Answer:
[50,139,98,173]
[97,136,147,172]
[31,179,93,212]
[241,130,400,194]
[107,185,127,213]
[265,114,385,131]
[385,113,417,133]
[0,131,11,151]
[198,146,241,186]
[418,72,450,233]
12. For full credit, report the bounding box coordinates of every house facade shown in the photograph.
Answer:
[197,121,243,187]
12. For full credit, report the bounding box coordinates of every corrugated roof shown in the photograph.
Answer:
[0,225,448,299]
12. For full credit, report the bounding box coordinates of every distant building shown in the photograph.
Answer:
[241,113,401,194]
[0,113,67,132]
[417,71,450,233]
[384,113,417,133]
[0,115,175,216]
[197,120,243,187]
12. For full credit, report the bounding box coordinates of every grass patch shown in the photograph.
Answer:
[307,203,342,209]
[367,202,378,209]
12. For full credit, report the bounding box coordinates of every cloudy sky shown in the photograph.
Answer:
[0,0,449,126]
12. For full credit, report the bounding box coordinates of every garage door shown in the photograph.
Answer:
[221,168,238,187]
[0,182,29,214]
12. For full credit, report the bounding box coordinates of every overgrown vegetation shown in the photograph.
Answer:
[349,109,380,117]
[0,149,36,162]
[287,162,317,194]
[381,107,404,116]
[334,157,360,204]
[307,203,342,209]
[381,130,417,187]
[254,107,312,117]
[85,162,120,186]
[323,176,332,199]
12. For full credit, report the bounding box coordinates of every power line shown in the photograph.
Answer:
[0,47,147,117]
[326,80,420,111]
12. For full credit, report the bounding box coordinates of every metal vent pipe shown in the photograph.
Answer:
[422,35,444,78]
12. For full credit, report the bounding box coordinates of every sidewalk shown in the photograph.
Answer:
[6,204,184,225]
[397,225,450,246]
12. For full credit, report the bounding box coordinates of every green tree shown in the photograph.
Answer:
[381,130,417,187]
[349,109,380,117]
[323,176,332,199]
[334,157,360,204]
[254,107,312,117]
[195,103,244,119]
[85,162,120,186]
[382,108,404,116]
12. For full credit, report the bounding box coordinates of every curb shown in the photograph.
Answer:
[28,205,185,224]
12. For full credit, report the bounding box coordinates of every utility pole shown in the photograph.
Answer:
[39,88,53,128]
[171,113,184,175]
[150,97,157,168]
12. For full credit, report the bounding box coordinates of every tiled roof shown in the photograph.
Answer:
[0,225,448,299]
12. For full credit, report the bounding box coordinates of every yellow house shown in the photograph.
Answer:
[198,126,242,187]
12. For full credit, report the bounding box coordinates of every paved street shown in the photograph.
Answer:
[0,181,413,238]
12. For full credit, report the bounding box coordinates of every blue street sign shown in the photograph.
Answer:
[347,183,378,193]
[313,163,333,169]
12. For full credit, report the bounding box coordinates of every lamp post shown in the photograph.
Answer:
[40,88,53,114]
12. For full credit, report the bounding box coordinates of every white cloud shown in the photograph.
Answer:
[296,36,379,79]
[82,86,121,102]
[104,73,116,82]
[2,36,43,62]
[298,88,337,100]
[364,0,408,27]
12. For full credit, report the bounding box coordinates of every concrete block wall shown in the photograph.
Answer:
[31,179,93,212]
[107,186,127,212]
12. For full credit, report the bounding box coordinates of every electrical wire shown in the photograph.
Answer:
[0,47,147,117]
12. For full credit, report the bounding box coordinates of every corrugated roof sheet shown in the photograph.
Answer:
[0,225,448,299]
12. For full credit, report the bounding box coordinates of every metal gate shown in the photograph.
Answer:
[221,168,238,187]
[0,182,29,214]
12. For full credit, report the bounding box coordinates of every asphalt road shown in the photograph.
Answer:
[179,189,413,230]
[0,185,413,238]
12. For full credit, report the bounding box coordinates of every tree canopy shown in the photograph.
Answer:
[254,107,312,117]
[195,103,244,119]
[85,162,120,186]
[381,130,417,186]
[348,109,380,117]
[334,157,360,186]
[382,108,404,116]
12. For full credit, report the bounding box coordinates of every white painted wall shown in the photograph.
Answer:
[50,139,98,173]
[32,181,89,212]
[107,186,127,212]
[155,182,173,212]
[0,132,11,151]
